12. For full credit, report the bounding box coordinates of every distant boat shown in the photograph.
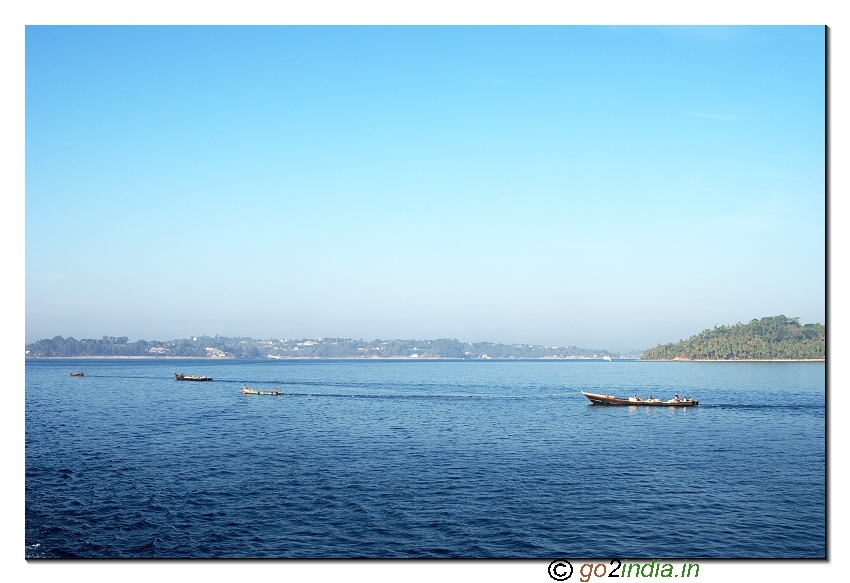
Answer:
[174,372,213,382]
[68,372,84,377]
[602,356,612,361]
[241,385,281,396]
[581,391,698,407]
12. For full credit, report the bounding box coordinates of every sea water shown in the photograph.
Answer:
[25,359,825,558]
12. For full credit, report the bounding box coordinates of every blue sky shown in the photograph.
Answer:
[25,26,825,351]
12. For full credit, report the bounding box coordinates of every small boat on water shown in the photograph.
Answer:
[241,385,281,396]
[582,391,699,407]
[174,372,213,382]
[69,372,84,377]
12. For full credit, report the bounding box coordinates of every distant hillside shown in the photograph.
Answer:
[641,315,825,361]
[25,335,627,360]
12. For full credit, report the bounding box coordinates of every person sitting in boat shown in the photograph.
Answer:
[673,394,682,402]
[629,395,643,402]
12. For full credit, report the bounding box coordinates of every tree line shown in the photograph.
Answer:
[641,315,825,360]
[25,335,625,359]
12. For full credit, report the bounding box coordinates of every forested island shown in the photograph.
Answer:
[25,335,633,360]
[641,315,825,361]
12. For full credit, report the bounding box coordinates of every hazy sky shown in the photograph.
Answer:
[25,25,825,351]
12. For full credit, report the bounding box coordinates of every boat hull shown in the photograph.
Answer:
[174,373,213,382]
[581,391,698,406]
[241,387,281,396]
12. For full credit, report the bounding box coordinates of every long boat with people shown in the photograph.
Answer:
[241,385,281,396]
[174,372,213,382]
[68,371,84,377]
[581,391,699,406]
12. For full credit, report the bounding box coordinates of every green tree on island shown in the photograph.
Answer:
[641,315,825,360]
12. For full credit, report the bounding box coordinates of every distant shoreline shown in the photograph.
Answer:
[27,356,223,360]
[24,356,823,362]
[26,356,634,361]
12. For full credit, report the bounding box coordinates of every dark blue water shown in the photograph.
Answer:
[25,359,824,558]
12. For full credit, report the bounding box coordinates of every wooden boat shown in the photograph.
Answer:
[174,372,213,382]
[581,391,699,406]
[241,385,281,396]
[69,372,84,377]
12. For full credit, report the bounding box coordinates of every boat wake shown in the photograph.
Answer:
[248,391,570,401]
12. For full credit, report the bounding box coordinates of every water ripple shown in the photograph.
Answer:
[26,359,824,558]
